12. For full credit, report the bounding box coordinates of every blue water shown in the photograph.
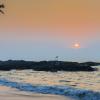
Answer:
[0,78,100,100]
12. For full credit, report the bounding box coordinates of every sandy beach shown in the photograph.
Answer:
[0,86,74,100]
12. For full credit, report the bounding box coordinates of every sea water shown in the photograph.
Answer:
[0,66,100,100]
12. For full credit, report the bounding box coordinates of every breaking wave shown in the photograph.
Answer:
[0,79,100,100]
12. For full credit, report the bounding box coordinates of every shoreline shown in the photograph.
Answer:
[0,86,74,100]
[0,67,99,100]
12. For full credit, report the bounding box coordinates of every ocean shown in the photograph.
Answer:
[0,66,100,100]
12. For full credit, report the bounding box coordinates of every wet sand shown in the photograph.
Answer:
[0,86,74,100]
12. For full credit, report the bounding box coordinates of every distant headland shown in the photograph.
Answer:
[0,60,99,72]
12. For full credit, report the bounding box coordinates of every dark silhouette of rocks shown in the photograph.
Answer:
[80,62,100,66]
[0,60,97,72]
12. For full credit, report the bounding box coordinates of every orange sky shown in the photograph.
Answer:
[0,0,100,61]
[0,0,100,46]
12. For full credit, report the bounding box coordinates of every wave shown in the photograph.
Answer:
[0,79,100,100]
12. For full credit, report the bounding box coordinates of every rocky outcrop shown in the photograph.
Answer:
[0,60,97,72]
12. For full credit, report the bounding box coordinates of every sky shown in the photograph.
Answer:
[0,0,100,62]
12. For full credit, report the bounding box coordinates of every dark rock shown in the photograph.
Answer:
[0,60,97,72]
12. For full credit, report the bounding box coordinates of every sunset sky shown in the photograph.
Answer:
[0,0,100,61]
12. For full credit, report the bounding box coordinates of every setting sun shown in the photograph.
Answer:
[73,43,80,48]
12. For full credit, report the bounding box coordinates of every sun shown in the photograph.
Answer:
[73,43,80,48]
